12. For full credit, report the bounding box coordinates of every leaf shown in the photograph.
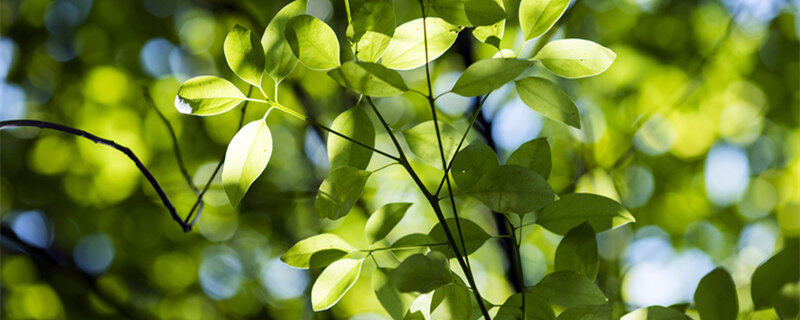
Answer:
[391,233,430,248]
[452,139,500,190]
[404,120,461,169]
[494,289,556,320]
[222,119,272,206]
[534,39,616,78]
[534,271,607,308]
[668,303,690,314]
[515,77,581,129]
[694,268,738,320]
[507,137,551,179]
[281,233,355,269]
[430,282,471,319]
[392,252,451,293]
[467,165,555,216]
[348,0,395,62]
[751,245,800,313]
[557,304,613,320]
[519,0,570,40]
[174,76,246,116]
[426,0,506,27]
[262,0,306,82]
[536,193,635,235]
[286,14,341,71]
[621,306,692,320]
[366,202,413,244]
[451,58,535,97]
[427,217,491,258]
[472,0,505,48]
[224,24,265,86]
[381,18,461,70]
[555,222,599,280]
[328,61,408,97]
[314,166,371,220]
[328,107,376,170]
[405,292,433,320]
[311,258,363,311]
[373,267,413,320]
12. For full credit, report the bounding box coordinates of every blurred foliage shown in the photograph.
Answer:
[0,0,798,319]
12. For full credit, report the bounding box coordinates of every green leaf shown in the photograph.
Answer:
[392,233,430,248]
[222,119,272,206]
[555,222,599,280]
[175,76,246,116]
[311,258,363,311]
[668,303,690,314]
[430,282,471,319]
[328,61,408,97]
[452,139,500,190]
[328,107,376,170]
[534,271,607,308]
[507,137,551,179]
[392,252,451,293]
[404,120,461,169]
[366,202,413,244]
[373,267,413,320]
[467,165,555,216]
[286,14,341,71]
[515,77,581,129]
[751,245,800,313]
[281,233,355,269]
[348,0,395,62]
[224,24,265,86]
[557,304,613,320]
[427,217,491,258]
[519,0,570,40]
[494,289,556,320]
[426,0,506,27]
[621,306,692,320]
[315,166,371,220]
[381,18,461,70]
[534,39,616,78]
[536,193,635,235]
[262,0,306,82]
[451,58,534,97]
[694,268,738,320]
[472,0,505,48]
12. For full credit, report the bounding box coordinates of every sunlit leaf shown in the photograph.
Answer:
[349,0,395,62]
[621,306,692,320]
[381,18,461,70]
[495,289,556,320]
[467,165,555,216]
[373,267,413,320]
[328,107,375,170]
[694,267,738,320]
[515,76,581,129]
[224,24,265,86]
[452,139,499,190]
[472,0,505,48]
[366,202,413,244]
[286,14,341,71]
[427,217,490,258]
[751,245,800,316]
[281,233,355,269]
[507,137,551,179]
[175,76,246,116]
[534,39,616,78]
[451,58,534,97]
[555,222,599,280]
[519,0,569,40]
[536,193,635,235]
[328,61,408,97]
[430,282,471,319]
[222,119,272,206]
[315,166,371,220]
[557,304,613,320]
[262,0,306,82]
[426,0,506,27]
[392,252,451,293]
[534,271,607,308]
[404,120,461,169]
[311,258,363,311]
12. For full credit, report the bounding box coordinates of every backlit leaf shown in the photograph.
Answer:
[328,107,375,170]
[555,222,599,280]
[224,24,265,86]
[175,76,246,116]
[694,267,738,320]
[311,258,363,310]
[472,0,505,48]
[427,217,490,258]
[519,0,569,40]
[404,120,461,169]
[495,289,556,320]
[557,304,613,320]
[751,245,800,315]
[373,267,413,320]
[328,61,408,97]
[222,119,272,206]
[381,18,461,70]
[534,39,616,78]
[536,193,635,235]
[315,166,371,220]
[286,14,341,71]
[392,252,451,293]
[262,0,306,82]
[507,137,551,179]
[430,282,471,319]
[426,0,506,27]
[621,306,692,320]
[452,139,499,190]
[467,165,555,216]
[349,0,395,62]
[515,76,581,129]
[366,202,413,244]
[534,271,607,308]
[451,58,534,97]
[281,233,355,269]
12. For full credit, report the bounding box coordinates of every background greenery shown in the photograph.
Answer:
[1,0,798,319]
